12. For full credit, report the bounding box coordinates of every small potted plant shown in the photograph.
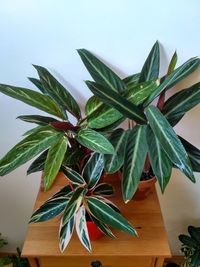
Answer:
[0,42,200,251]
[179,225,200,267]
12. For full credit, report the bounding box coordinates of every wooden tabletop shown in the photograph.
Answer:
[22,173,171,258]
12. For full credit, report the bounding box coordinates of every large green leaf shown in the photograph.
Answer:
[62,167,86,185]
[0,126,63,176]
[59,216,74,253]
[0,84,66,119]
[179,136,200,172]
[85,96,102,117]
[91,215,116,238]
[122,126,148,202]
[84,81,157,129]
[75,205,91,252]
[104,128,128,173]
[145,106,195,182]
[162,82,200,126]
[87,197,137,236]
[62,187,86,225]
[76,128,114,154]
[179,234,198,248]
[123,73,140,85]
[27,150,48,175]
[29,185,72,223]
[28,77,47,94]
[82,152,104,189]
[92,183,114,196]
[77,49,125,92]
[144,57,200,106]
[188,226,200,245]
[62,147,85,167]
[139,41,160,83]
[146,126,172,193]
[43,136,68,191]
[33,65,81,119]
[86,81,147,124]
[191,251,200,267]
[17,115,58,125]
[23,126,44,136]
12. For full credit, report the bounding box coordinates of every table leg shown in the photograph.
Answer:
[154,257,164,267]
[28,258,39,267]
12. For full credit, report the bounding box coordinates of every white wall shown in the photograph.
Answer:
[0,0,200,254]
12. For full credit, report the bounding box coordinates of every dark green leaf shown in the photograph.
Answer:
[163,82,200,126]
[146,126,172,193]
[123,73,140,85]
[144,57,200,106]
[191,250,200,267]
[23,125,44,136]
[84,81,156,129]
[145,106,195,182]
[188,226,200,245]
[33,65,81,119]
[86,81,147,124]
[27,150,48,175]
[92,183,114,196]
[43,136,68,191]
[28,77,47,94]
[85,96,102,117]
[62,187,86,225]
[0,84,66,119]
[91,215,116,238]
[0,126,64,176]
[62,167,86,185]
[62,147,85,167]
[139,41,160,83]
[76,128,114,154]
[75,205,91,252]
[29,185,72,223]
[179,234,198,248]
[59,216,74,253]
[77,49,125,92]
[122,126,148,202]
[17,115,58,125]
[87,197,137,236]
[82,152,104,189]
[104,128,128,173]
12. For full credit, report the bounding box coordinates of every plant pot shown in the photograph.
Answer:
[86,221,104,241]
[134,176,157,200]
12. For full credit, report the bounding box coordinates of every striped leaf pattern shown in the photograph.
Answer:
[86,81,147,124]
[43,136,68,191]
[27,150,48,175]
[86,196,137,236]
[179,136,200,172]
[85,96,102,116]
[84,81,157,129]
[0,84,66,119]
[145,106,195,182]
[23,126,43,136]
[104,128,128,173]
[59,217,75,253]
[17,115,58,125]
[29,185,72,223]
[62,167,86,185]
[0,126,63,176]
[82,153,104,189]
[33,65,81,119]
[122,126,148,202]
[123,73,140,85]
[167,51,178,75]
[139,41,160,82]
[91,215,116,238]
[77,49,125,92]
[162,82,200,126]
[28,77,47,94]
[146,126,172,193]
[75,206,91,252]
[144,57,200,106]
[76,128,114,154]
[92,183,114,196]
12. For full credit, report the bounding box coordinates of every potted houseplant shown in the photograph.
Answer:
[179,225,200,267]
[0,41,200,251]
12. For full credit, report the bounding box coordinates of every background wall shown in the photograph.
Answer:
[0,0,200,255]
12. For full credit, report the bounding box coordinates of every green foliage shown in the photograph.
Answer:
[179,226,200,267]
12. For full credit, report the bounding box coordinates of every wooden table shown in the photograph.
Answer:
[22,173,171,267]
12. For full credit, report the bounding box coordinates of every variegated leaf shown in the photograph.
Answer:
[82,153,104,189]
[123,73,140,85]
[75,206,91,252]
[122,126,148,202]
[59,216,74,252]
[91,215,116,238]
[146,126,172,193]
[92,183,114,196]
[104,128,128,173]
[27,150,48,175]
[17,115,58,125]
[28,77,47,94]
[77,49,125,92]
[43,136,68,191]
[86,196,137,236]
[62,167,86,185]
[0,126,63,176]
[145,106,195,182]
